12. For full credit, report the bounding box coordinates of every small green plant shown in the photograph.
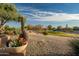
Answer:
[9,39,22,47]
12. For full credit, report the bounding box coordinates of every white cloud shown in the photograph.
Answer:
[37,13,79,21]
[18,7,79,21]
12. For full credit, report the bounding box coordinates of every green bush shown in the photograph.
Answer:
[42,31,48,35]
[70,40,79,55]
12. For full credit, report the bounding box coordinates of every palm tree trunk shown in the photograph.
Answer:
[21,19,24,33]
[20,18,28,40]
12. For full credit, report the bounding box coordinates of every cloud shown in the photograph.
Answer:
[35,13,79,21]
[18,7,79,21]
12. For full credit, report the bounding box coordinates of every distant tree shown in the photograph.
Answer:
[52,27,56,31]
[62,25,73,32]
[27,25,33,30]
[33,25,43,31]
[47,25,52,30]
[57,26,63,31]
[73,26,79,31]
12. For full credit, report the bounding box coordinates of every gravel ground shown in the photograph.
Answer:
[26,33,75,56]
[0,32,76,56]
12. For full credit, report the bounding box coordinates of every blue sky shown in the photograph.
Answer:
[6,3,79,27]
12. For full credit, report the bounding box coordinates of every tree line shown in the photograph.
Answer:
[25,24,79,32]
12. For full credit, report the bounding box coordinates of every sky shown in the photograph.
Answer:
[6,3,79,27]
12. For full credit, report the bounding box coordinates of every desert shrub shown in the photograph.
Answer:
[70,39,79,55]
[42,31,48,35]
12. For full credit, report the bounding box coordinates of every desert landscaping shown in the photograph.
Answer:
[1,3,79,56]
[26,32,77,56]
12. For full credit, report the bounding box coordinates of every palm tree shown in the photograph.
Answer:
[18,15,28,40]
